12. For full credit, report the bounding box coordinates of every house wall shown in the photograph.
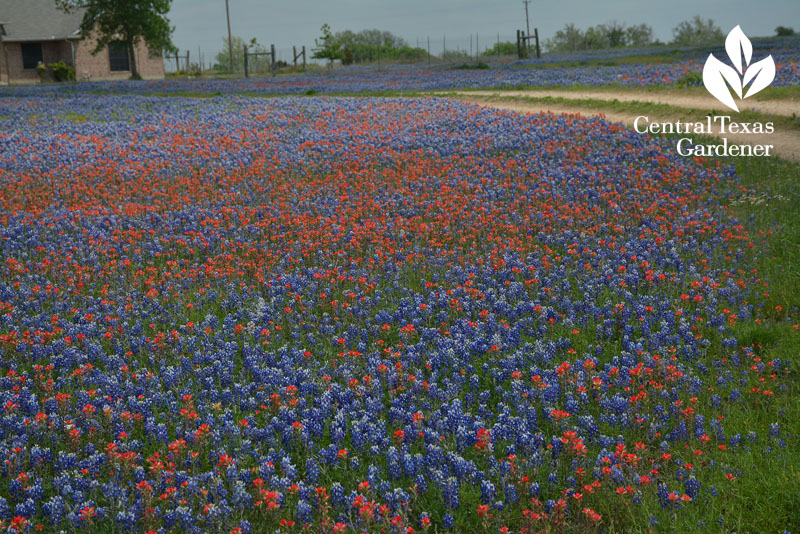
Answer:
[1,34,164,84]
[0,42,7,84]
[2,41,72,83]
[74,35,164,81]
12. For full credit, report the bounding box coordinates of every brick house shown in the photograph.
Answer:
[0,0,164,84]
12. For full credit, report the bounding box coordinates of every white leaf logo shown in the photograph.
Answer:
[703,54,742,111]
[702,25,775,112]
[725,25,751,74]
[743,56,776,98]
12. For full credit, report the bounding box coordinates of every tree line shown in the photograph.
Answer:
[542,16,770,54]
[313,24,427,65]
[43,2,797,78]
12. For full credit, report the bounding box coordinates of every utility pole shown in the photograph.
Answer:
[225,0,233,72]
[523,0,531,53]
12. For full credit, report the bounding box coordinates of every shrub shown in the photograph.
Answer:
[455,62,489,70]
[35,62,48,81]
[342,46,354,66]
[676,70,703,87]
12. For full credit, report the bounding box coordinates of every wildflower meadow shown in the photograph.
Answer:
[0,87,797,533]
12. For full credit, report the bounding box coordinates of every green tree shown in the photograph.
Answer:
[775,26,795,37]
[596,20,627,48]
[544,23,585,53]
[482,42,518,56]
[671,16,724,45]
[214,35,245,72]
[214,36,270,73]
[546,21,655,52]
[56,0,175,80]
[332,28,416,63]
[312,24,342,66]
[583,25,610,49]
[625,23,654,47]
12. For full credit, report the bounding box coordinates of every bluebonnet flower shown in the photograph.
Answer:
[443,477,460,510]
[480,480,495,504]
[443,513,455,529]
[685,477,701,499]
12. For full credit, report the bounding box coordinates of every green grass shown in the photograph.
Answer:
[546,141,800,533]
[722,140,800,307]
[59,111,91,122]
[654,139,800,533]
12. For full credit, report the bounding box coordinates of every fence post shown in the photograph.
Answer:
[302,46,306,69]
[293,45,297,67]
[534,28,541,58]
[516,30,522,59]
[243,45,248,78]
[186,50,190,72]
[271,44,276,77]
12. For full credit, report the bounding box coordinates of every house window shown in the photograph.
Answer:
[108,42,130,71]
[21,43,43,69]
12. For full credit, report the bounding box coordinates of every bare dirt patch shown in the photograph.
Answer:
[452,96,800,162]
[454,89,800,117]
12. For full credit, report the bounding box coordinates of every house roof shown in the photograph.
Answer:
[0,0,85,42]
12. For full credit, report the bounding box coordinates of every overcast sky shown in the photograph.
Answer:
[167,0,800,66]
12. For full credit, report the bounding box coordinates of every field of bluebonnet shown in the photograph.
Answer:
[0,40,799,534]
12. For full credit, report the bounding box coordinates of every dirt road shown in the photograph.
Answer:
[450,93,800,162]
[452,89,800,117]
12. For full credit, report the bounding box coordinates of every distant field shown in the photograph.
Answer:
[2,37,797,96]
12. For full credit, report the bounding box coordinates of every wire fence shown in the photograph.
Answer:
[163,32,529,75]
[416,34,520,58]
